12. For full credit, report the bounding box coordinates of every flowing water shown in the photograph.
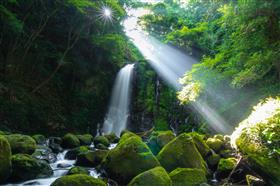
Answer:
[103,64,135,136]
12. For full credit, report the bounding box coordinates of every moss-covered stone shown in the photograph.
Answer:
[65,146,89,160]
[67,167,89,175]
[147,131,175,155]
[95,143,108,150]
[217,158,237,178]
[10,154,53,182]
[62,133,80,148]
[169,168,207,186]
[93,136,110,147]
[76,150,108,167]
[246,175,265,186]
[76,134,93,146]
[128,167,172,186]
[32,134,46,145]
[206,152,221,167]
[51,174,106,186]
[157,133,207,173]
[102,135,160,184]
[0,135,11,183]
[104,133,119,143]
[188,132,210,158]
[206,137,223,152]
[6,134,36,154]
[119,131,140,144]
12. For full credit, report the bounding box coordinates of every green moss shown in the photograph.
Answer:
[32,134,46,145]
[104,133,119,143]
[11,154,53,181]
[6,134,36,154]
[119,131,140,144]
[169,168,207,186]
[65,146,89,160]
[62,133,80,148]
[67,167,89,175]
[128,167,172,186]
[188,132,210,157]
[0,135,11,183]
[147,131,175,155]
[76,134,93,146]
[103,136,160,184]
[206,137,223,152]
[157,133,207,173]
[51,174,106,186]
[206,152,221,167]
[217,158,237,174]
[77,150,108,167]
[93,136,110,147]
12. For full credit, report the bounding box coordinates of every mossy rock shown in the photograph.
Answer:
[76,150,108,167]
[157,133,207,173]
[217,158,237,178]
[10,154,53,182]
[246,175,265,186]
[188,132,210,158]
[51,174,106,186]
[147,131,175,155]
[206,152,221,167]
[67,167,89,175]
[62,133,80,148]
[119,131,140,144]
[0,135,12,183]
[102,135,160,184]
[93,136,110,147]
[76,134,93,146]
[95,143,108,150]
[65,146,89,160]
[128,166,172,186]
[32,134,46,145]
[206,137,223,152]
[104,133,119,143]
[169,168,207,186]
[6,134,36,154]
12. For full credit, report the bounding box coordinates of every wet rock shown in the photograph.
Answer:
[128,167,172,186]
[0,135,12,183]
[157,133,207,173]
[76,150,108,167]
[62,133,80,148]
[51,174,106,186]
[93,136,110,147]
[246,175,265,186]
[6,134,36,154]
[95,143,108,150]
[169,168,207,186]
[76,134,93,146]
[32,145,56,163]
[102,134,160,184]
[206,137,223,152]
[104,133,119,143]
[49,138,63,154]
[57,163,72,168]
[65,146,89,160]
[10,154,53,182]
[67,166,89,175]
[32,134,46,145]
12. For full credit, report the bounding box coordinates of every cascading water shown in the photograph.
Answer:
[103,64,135,136]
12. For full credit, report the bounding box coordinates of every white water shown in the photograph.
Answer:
[103,64,135,136]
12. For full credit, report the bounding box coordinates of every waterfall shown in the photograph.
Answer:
[102,64,135,136]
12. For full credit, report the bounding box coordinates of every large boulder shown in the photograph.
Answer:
[65,146,89,160]
[188,132,210,158]
[10,154,53,182]
[0,135,12,183]
[128,167,172,186]
[6,134,36,154]
[169,168,207,186]
[147,131,175,155]
[76,134,93,146]
[157,133,207,172]
[104,133,119,143]
[93,136,110,147]
[51,174,106,186]
[62,133,80,148]
[76,150,108,167]
[102,134,160,184]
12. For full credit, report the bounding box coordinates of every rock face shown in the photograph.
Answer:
[128,167,172,186]
[62,133,80,148]
[169,168,207,186]
[102,135,160,184]
[147,131,175,155]
[0,135,12,183]
[76,150,108,167]
[51,174,106,186]
[10,154,53,182]
[6,134,36,154]
[157,133,207,172]
[76,134,93,146]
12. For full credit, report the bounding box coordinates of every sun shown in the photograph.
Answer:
[97,5,114,24]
